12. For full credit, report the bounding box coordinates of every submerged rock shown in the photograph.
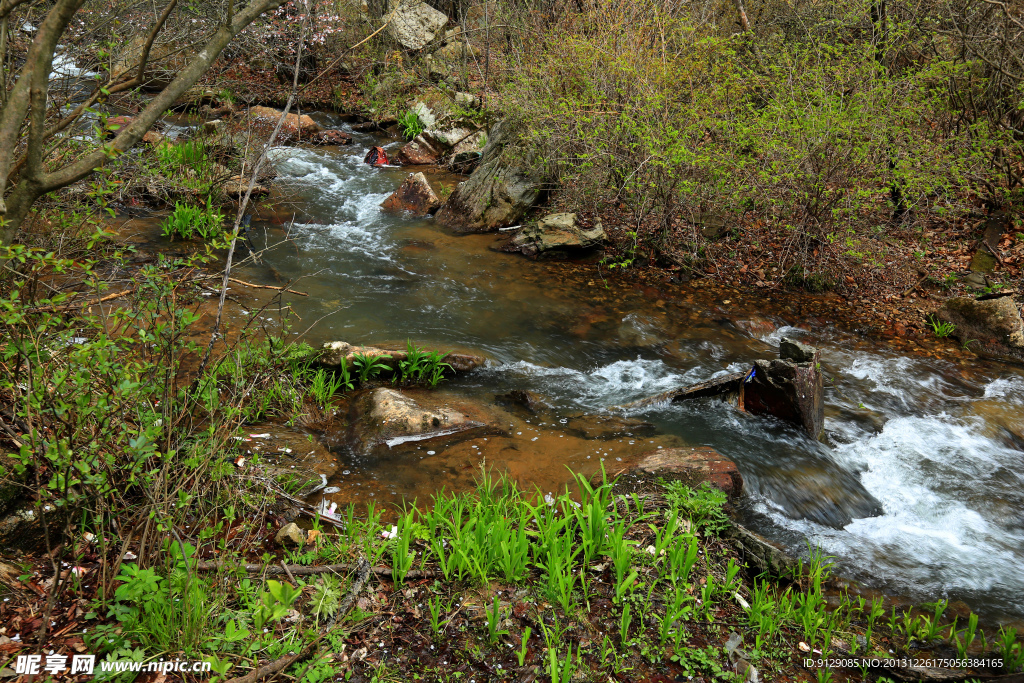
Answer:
[506,213,606,259]
[938,295,1024,364]
[349,388,483,454]
[381,172,441,216]
[495,389,550,413]
[752,462,883,529]
[562,414,656,441]
[434,120,543,233]
[386,0,448,50]
[611,446,744,500]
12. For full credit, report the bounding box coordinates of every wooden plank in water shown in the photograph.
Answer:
[613,371,747,411]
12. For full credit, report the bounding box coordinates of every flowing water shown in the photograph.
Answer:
[232,116,1024,622]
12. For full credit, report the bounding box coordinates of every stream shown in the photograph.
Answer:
[229,115,1024,623]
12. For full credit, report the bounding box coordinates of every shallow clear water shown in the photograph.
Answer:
[238,120,1024,621]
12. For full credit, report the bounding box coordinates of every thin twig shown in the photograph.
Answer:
[30,289,133,312]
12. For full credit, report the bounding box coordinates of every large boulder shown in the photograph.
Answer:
[743,341,824,441]
[381,172,441,216]
[387,0,448,50]
[434,121,543,233]
[937,295,1024,364]
[506,213,606,259]
[247,106,320,143]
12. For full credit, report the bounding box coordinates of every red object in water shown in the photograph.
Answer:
[363,146,389,166]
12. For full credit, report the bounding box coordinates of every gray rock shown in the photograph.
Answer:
[435,120,543,233]
[779,338,817,363]
[412,101,436,128]
[275,522,307,546]
[387,0,448,51]
[507,213,605,258]
[454,91,481,109]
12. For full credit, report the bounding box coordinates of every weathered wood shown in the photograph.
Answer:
[613,371,746,411]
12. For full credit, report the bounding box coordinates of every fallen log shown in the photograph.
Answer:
[613,371,746,411]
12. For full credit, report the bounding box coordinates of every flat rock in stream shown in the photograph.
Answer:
[319,341,487,373]
[503,213,606,259]
[348,388,491,455]
[607,446,744,500]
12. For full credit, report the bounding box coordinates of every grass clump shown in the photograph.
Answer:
[161,197,226,241]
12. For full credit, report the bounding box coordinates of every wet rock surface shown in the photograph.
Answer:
[612,446,745,500]
[938,294,1024,364]
[751,461,884,529]
[346,388,490,455]
[744,358,824,440]
[504,213,606,259]
[381,172,441,216]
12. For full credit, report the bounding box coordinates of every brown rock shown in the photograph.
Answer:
[394,134,446,165]
[938,295,1024,364]
[743,356,824,441]
[380,172,441,216]
[613,446,744,499]
[248,105,319,142]
[349,388,483,454]
[142,130,166,147]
